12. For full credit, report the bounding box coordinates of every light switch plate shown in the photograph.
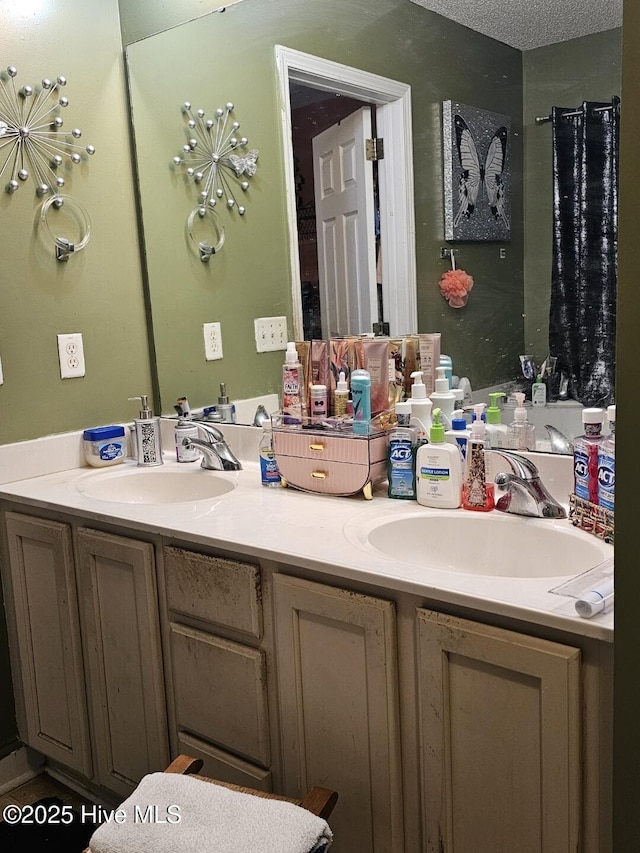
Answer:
[57,333,86,379]
[254,316,288,352]
[203,322,223,360]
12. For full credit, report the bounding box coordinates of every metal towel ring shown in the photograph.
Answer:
[40,194,91,261]
[186,204,225,262]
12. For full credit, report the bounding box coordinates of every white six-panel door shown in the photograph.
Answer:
[312,107,377,337]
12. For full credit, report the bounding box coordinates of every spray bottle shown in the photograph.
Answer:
[282,342,304,425]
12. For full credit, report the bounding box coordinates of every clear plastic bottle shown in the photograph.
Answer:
[597,405,615,510]
[259,422,281,487]
[507,392,536,451]
[387,402,418,500]
[574,407,605,504]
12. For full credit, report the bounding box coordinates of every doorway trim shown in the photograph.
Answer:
[275,45,417,340]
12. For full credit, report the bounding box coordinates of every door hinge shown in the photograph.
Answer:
[366,138,384,161]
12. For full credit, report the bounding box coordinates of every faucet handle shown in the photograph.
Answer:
[196,422,224,442]
[487,449,539,480]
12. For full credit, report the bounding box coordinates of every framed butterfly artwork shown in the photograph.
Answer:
[443,101,511,241]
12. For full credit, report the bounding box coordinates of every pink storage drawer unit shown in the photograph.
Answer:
[272,423,389,499]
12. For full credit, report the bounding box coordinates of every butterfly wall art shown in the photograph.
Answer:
[442,101,511,241]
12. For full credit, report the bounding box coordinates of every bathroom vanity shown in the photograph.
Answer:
[0,424,613,853]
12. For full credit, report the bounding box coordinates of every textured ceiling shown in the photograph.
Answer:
[407,0,623,50]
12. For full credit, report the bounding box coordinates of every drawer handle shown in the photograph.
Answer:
[309,443,326,452]
[311,471,327,480]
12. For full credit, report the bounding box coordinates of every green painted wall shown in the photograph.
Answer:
[126,0,524,414]
[523,30,622,363]
[0,0,154,446]
[0,3,638,840]
[0,0,154,760]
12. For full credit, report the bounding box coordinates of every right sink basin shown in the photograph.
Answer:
[344,509,613,579]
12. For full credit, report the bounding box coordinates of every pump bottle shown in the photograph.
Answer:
[128,395,163,467]
[429,366,457,428]
[445,410,471,468]
[507,392,536,451]
[351,368,372,435]
[416,408,462,508]
[462,403,494,511]
[485,392,509,449]
[409,370,433,444]
[333,371,349,417]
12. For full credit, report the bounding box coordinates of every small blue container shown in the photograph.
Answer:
[83,425,127,467]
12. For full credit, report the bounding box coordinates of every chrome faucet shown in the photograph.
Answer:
[182,422,242,471]
[487,449,566,519]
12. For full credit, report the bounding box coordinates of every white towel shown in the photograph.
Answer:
[88,772,333,853]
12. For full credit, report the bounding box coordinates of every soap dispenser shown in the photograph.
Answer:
[429,366,457,428]
[462,403,494,512]
[128,395,163,467]
[485,392,509,449]
[409,370,433,444]
[507,392,536,451]
[416,408,462,508]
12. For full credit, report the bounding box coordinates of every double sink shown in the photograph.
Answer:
[70,457,612,582]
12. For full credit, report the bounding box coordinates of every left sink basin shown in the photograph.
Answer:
[73,466,237,504]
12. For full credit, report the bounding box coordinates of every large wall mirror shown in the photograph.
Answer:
[123,0,621,450]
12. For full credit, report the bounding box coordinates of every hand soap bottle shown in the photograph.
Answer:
[128,395,163,467]
[416,408,462,508]
[409,370,433,444]
[462,403,494,511]
[485,392,509,449]
[429,366,456,428]
[507,392,536,450]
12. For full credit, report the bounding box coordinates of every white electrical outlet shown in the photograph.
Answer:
[254,316,288,353]
[57,333,85,379]
[203,321,223,360]
[0,354,3,385]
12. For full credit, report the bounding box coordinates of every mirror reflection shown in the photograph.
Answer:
[124,0,621,450]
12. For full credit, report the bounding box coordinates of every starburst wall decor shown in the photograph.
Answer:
[0,66,95,260]
[173,101,259,261]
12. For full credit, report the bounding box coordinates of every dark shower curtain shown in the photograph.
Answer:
[549,97,619,407]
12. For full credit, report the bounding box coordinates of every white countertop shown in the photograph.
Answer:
[0,422,613,643]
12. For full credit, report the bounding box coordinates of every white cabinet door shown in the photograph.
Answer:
[76,527,169,796]
[273,573,403,853]
[417,608,581,853]
[3,513,91,777]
